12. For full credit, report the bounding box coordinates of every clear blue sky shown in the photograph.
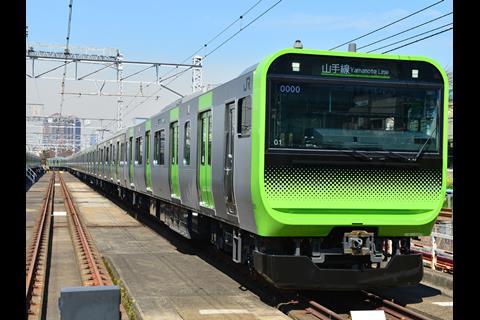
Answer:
[26,0,453,128]
[27,0,453,68]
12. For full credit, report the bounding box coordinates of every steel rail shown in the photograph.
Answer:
[26,172,55,318]
[58,172,126,318]
[362,291,434,320]
[59,173,108,286]
[439,208,452,218]
[306,300,344,320]
[301,290,436,320]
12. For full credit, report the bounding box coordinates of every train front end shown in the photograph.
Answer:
[249,49,448,290]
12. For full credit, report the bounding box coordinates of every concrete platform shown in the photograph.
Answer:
[63,173,289,320]
[421,268,453,298]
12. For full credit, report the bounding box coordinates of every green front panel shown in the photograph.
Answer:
[250,48,449,238]
[198,112,214,208]
[170,122,180,199]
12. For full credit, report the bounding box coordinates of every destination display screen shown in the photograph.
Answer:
[267,53,444,83]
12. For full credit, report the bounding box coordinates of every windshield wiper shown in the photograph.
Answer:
[412,125,438,162]
[341,148,374,161]
[385,151,415,162]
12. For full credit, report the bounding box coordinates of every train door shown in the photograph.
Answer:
[120,139,126,185]
[128,136,134,186]
[95,147,99,176]
[224,102,237,215]
[198,111,214,208]
[116,140,120,182]
[109,143,113,180]
[102,147,105,177]
[145,130,152,191]
[170,122,180,199]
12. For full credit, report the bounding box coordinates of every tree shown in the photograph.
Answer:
[445,67,453,89]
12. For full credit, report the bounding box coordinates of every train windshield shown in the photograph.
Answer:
[268,80,441,153]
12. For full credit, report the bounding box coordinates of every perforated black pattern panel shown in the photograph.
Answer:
[264,166,443,208]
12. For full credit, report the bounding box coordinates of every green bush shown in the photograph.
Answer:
[446,176,453,189]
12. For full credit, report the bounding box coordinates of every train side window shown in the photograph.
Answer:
[116,141,119,164]
[120,142,124,165]
[145,131,150,165]
[237,95,251,137]
[184,121,191,166]
[159,130,165,165]
[153,131,159,165]
[129,137,133,164]
[200,117,206,165]
[106,146,109,164]
[208,115,212,165]
[154,130,165,165]
[135,137,143,165]
[170,124,177,165]
[111,144,114,165]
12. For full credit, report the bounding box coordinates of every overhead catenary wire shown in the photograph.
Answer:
[115,0,283,130]
[182,0,265,64]
[143,0,266,94]
[122,67,192,114]
[329,0,445,51]
[120,67,193,120]
[203,0,283,60]
[367,22,452,53]
[382,27,452,54]
[102,66,194,131]
[357,12,452,50]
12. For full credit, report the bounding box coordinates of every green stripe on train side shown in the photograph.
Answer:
[198,91,213,112]
[169,108,180,199]
[169,120,180,199]
[250,48,449,237]
[198,111,214,209]
[170,106,179,122]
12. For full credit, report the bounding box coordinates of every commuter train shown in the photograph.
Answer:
[26,151,44,190]
[26,151,42,169]
[46,157,66,170]
[61,47,448,290]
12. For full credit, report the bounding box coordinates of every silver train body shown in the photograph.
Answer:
[65,65,255,232]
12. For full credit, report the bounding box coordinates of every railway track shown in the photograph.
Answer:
[26,172,55,319]
[438,208,452,219]
[289,290,435,320]
[26,172,124,319]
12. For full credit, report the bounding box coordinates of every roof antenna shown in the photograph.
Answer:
[348,43,357,52]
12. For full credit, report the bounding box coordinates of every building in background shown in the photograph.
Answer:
[42,113,82,156]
